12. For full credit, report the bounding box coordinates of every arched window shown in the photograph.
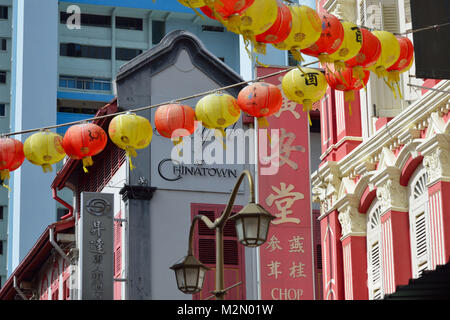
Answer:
[366,202,383,299]
[408,165,429,278]
[40,275,49,300]
[51,262,60,300]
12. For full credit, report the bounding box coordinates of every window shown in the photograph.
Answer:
[408,166,430,278]
[51,262,59,300]
[287,51,298,67]
[60,12,111,28]
[116,48,143,61]
[0,39,6,51]
[60,43,111,60]
[40,276,49,300]
[0,104,6,117]
[191,203,246,300]
[116,16,143,30]
[0,6,8,20]
[59,76,111,92]
[152,20,165,45]
[0,71,6,84]
[0,206,3,220]
[0,241,2,255]
[367,203,383,300]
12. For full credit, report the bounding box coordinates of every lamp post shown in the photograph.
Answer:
[171,170,275,300]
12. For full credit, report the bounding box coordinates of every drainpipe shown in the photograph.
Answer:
[52,187,73,220]
[49,227,74,266]
[13,276,28,300]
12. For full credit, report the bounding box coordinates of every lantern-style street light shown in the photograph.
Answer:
[170,170,275,300]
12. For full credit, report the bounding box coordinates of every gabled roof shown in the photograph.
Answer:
[0,218,75,300]
[116,30,245,96]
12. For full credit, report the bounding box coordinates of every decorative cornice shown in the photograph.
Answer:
[120,185,157,201]
[418,134,450,185]
[336,194,366,239]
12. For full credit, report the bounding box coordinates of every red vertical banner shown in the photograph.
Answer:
[257,66,315,300]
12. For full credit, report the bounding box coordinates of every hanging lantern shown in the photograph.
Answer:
[223,0,278,41]
[254,1,292,54]
[200,0,255,21]
[62,123,108,173]
[273,5,322,62]
[368,30,400,78]
[195,92,241,145]
[326,21,362,71]
[237,82,283,127]
[0,137,25,188]
[155,104,196,146]
[108,113,153,170]
[386,36,414,98]
[345,28,381,80]
[325,63,370,115]
[281,67,327,124]
[23,131,66,173]
[300,12,344,64]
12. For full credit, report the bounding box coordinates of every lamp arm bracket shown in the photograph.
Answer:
[187,214,215,255]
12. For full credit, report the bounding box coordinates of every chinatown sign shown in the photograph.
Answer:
[257,66,315,300]
[79,192,114,300]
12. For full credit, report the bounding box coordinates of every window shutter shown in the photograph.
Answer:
[367,204,383,300]
[409,170,429,278]
[382,1,399,33]
[51,262,60,300]
[192,204,245,300]
[114,211,122,300]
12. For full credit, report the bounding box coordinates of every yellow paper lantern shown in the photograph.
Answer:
[369,30,401,78]
[282,67,327,124]
[23,131,66,173]
[108,113,153,170]
[195,92,241,138]
[327,21,362,71]
[273,5,322,60]
[224,0,278,40]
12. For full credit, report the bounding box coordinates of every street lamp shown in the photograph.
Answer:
[170,170,275,299]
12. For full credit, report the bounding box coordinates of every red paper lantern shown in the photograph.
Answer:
[0,137,25,182]
[345,28,381,80]
[325,64,370,115]
[300,12,344,63]
[385,36,414,98]
[237,82,283,127]
[62,123,108,173]
[255,1,292,46]
[200,0,255,20]
[155,104,196,144]
[387,36,414,73]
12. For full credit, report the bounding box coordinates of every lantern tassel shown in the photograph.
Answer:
[344,90,355,116]
[82,156,94,173]
[227,14,241,31]
[0,169,10,181]
[42,164,53,173]
[125,147,137,171]
[0,170,10,190]
[257,117,271,143]
[318,53,333,65]
[334,60,346,72]
[302,99,313,126]
[290,49,304,63]
[352,66,366,81]
[215,129,227,150]
[374,66,388,78]
[254,42,267,55]
[172,137,184,157]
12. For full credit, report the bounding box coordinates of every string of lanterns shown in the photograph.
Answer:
[0,0,417,188]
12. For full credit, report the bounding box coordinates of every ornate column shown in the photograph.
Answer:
[336,194,367,300]
[418,133,450,269]
[313,163,345,300]
[373,167,412,295]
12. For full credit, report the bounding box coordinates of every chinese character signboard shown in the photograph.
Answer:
[257,66,315,300]
[80,192,114,300]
